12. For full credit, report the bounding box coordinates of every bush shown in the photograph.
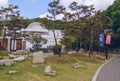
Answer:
[29,48,34,52]
[52,44,62,54]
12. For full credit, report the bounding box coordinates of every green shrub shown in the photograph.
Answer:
[29,48,34,52]
[52,44,62,54]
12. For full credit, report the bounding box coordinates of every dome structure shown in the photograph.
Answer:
[23,22,48,32]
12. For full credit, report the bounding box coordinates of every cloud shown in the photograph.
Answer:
[39,12,64,20]
[60,0,83,8]
[39,0,115,20]
[39,12,51,19]
[56,14,64,20]
[0,0,9,8]
[60,0,115,11]
[84,0,115,11]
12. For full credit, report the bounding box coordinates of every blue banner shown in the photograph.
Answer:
[99,34,104,42]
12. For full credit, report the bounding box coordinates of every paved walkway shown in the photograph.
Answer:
[97,54,120,81]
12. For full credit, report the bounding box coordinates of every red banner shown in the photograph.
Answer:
[105,35,111,44]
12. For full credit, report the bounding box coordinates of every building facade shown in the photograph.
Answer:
[0,37,26,51]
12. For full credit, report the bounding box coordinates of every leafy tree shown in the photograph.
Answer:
[106,0,120,49]
[0,5,20,50]
[87,11,113,57]
[59,1,113,56]
[48,0,64,56]
[63,2,95,54]
[60,36,76,51]
[25,32,47,50]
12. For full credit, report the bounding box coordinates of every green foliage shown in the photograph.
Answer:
[0,4,36,29]
[52,44,62,54]
[25,32,47,46]
[61,36,76,49]
[29,48,34,52]
[106,0,120,48]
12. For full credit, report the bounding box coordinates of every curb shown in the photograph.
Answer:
[92,55,116,81]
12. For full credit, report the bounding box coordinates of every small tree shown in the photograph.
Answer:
[48,0,64,57]
[60,36,76,51]
[0,4,22,50]
[65,2,94,54]
[25,32,47,50]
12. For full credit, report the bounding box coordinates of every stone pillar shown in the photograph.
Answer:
[22,40,26,50]
[11,39,16,51]
[7,37,11,51]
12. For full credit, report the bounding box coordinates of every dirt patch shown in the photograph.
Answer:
[47,57,70,64]
[91,52,106,62]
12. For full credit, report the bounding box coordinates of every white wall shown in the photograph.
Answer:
[26,30,63,49]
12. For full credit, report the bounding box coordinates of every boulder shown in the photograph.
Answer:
[73,63,80,68]
[68,51,76,54]
[0,60,4,66]
[13,56,25,62]
[79,49,85,54]
[33,52,45,64]
[8,54,16,59]
[44,65,56,76]
[73,63,84,68]
[8,70,19,74]
[4,59,13,66]
[61,45,66,54]
[45,65,52,73]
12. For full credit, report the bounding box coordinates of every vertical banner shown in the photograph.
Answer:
[99,34,104,47]
[99,34,104,42]
[105,35,111,44]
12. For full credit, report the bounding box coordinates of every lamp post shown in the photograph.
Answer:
[104,29,113,60]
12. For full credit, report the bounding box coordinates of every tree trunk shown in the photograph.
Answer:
[52,29,61,56]
[52,14,61,57]
[75,38,80,54]
[84,41,88,52]
[89,27,93,57]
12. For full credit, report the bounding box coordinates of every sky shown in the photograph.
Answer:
[0,0,115,19]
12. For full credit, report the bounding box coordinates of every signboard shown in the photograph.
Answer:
[105,35,111,44]
[99,34,104,42]
[99,34,104,47]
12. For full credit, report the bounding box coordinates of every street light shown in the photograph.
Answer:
[104,29,113,60]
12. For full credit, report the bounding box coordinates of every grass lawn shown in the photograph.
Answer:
[0,53,111,81]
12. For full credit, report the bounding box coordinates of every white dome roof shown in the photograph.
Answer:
[24,22,48,32]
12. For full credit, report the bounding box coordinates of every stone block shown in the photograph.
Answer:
[33,52,45,64]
